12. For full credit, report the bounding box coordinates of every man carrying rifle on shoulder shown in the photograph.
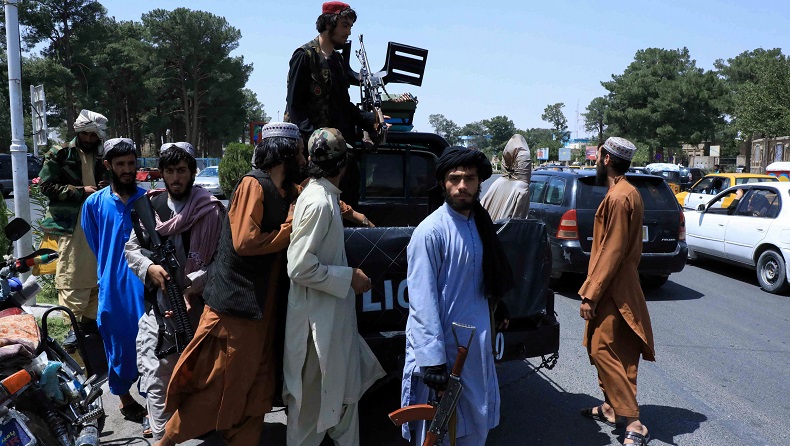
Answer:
[125,142,224,440]
[154,123,306,446]
[401,147,513,446]
[286,1,380,209]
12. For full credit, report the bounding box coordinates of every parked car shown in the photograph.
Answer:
[684,183,790,294]
[527,169,687,288]
[676,173,778,209]
[679,167,706,191]
[644,163,682,194]
[0,154,42,197]
[136,167,162,182]
[194,165,223,197]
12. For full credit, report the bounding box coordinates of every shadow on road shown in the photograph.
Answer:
[644,280,704,301]
[490,363,707,445]
[687,257,773,290]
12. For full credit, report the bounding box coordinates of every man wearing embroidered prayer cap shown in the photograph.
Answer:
[82,138,150,425]
[481,133,533,220]
[400,145,514,446]
[155,123,306,446]
[126,141,224,439]
[283,127,384,446]
[578,136,654,446]
[39,109,109,353]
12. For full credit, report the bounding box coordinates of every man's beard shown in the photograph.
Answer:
[443,188,480,213]
[165,178,194,201]
[77,138,101,154]
[595,160,608,187]
[284,158,304,185]
[110,169,138,195]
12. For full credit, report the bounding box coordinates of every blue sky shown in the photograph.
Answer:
[97,0,787,139]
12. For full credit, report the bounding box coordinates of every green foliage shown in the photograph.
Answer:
[541,103,571,145]
[583,97,608,145]
[36,315,68,343]
[482,116,517,152]
[0,196,9,257]
[459,121,488,150]
[602,47,725,160]
[730,52,790,139]
[218,142,254,197]
[428,114,461,145]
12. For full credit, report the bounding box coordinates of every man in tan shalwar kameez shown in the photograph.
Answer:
[578,137,654,446]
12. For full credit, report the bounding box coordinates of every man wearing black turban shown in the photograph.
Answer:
[399,146,513,446]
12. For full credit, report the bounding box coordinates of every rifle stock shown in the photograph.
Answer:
[133,196,194,358]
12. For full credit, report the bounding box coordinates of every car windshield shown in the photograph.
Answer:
[197,167,218,177]
[576,176,677,211]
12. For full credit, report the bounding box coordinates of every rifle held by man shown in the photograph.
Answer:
[132,196,194,358]
[389,322,476,446]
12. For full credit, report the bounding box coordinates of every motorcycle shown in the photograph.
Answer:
[0,218,105,446]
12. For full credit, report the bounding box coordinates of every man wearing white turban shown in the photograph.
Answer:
[39,109,110,353]
[481,134,533,221]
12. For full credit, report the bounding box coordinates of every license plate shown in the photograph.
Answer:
[0,416,34,446]
[642,225,648,242]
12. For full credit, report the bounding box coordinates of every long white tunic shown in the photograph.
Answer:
[401,203,500,442]
[283,178,385,433]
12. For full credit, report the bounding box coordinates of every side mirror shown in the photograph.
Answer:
[696,204,706,213]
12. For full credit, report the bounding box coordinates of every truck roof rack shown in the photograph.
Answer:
[379,42,428,87]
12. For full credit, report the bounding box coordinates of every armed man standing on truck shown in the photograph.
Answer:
[285,1,378,209]
[39,109,109,353]
[155,123,306,446]
[401,146,513,446]
[125,142,224,440]
[578,137,654,446]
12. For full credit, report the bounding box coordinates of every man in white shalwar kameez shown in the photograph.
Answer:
[401,146,514,446]
[284,128,385,446]
[481,134,532,221]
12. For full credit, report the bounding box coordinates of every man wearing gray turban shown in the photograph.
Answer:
[481,134,533,220]
[39,109,110,353]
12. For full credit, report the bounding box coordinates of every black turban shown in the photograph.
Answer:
[434,146,493,182]
[429,145,514,303]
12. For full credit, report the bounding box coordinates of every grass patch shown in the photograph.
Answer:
[35,276,58,305]
[35,314,69,344]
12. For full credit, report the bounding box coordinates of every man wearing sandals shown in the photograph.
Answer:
[579,137,654,445]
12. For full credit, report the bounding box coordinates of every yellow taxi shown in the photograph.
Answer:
[676,173,778,209]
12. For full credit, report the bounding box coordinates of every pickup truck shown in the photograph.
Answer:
[342,131,560,378]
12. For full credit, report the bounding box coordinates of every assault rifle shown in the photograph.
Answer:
[132,196,194,359]
[389,323,476,446]
[355,34,388,147]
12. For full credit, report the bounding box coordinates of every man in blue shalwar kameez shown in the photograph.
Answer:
[82,138,148,422]
[401,146,514,446]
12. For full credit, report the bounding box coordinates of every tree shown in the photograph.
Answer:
[716,48,786,166]
[603,47,725,163]
[459,121,488,150]
[732,52,790,169]
[240,89,268,144]
[18,0,111,137]
[541,103,571,146]
[482,115,516,152]
[582,97,608,145]
[428,114,460,145]
[523,128,556,162]
[142,8,250,147]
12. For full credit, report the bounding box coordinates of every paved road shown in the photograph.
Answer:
[93,256,790,445]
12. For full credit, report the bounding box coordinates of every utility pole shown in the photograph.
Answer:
[5,0,34,263]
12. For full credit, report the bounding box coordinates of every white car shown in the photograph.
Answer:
[684,182,790,294]
[194,166,223,197]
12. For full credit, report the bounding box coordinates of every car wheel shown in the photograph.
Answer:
[756,249,790,294]
[640,274,669,289]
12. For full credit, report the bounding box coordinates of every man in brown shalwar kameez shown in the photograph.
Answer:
[154,123,306,446]
[578,137,655,446]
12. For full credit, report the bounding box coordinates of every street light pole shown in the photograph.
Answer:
[5,0,34,262]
